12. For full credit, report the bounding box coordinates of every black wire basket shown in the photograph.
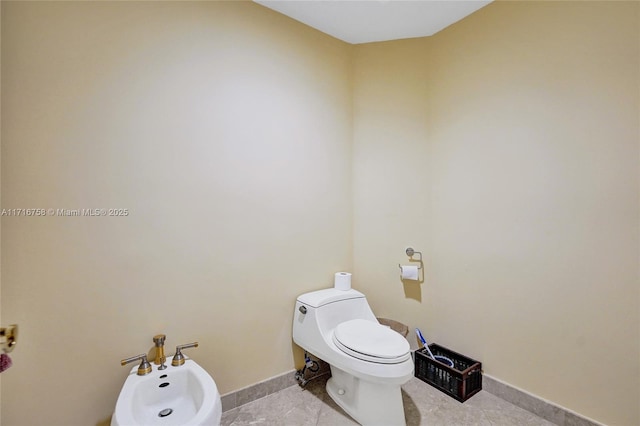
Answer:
[414,343,482,402]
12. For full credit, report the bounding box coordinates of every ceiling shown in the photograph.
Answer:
[254,0,492,45]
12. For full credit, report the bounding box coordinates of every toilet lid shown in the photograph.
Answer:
[333,319,410,364]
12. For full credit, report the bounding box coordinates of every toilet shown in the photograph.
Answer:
[292,288,414,426]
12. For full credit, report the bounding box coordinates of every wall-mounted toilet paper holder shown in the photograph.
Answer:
[399,247,422,270]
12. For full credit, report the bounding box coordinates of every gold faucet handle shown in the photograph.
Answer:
[120,353,152,376]
[171,342,199,367]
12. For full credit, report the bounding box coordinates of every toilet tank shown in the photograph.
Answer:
[293,288,377,352]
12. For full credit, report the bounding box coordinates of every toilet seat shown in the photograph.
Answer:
[333,319,410,364]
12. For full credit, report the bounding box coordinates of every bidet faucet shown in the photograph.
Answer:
[171,342,199,366]
[153,334,167,370]
[121,353,152,376]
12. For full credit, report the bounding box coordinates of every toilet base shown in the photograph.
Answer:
[326,366,406,426]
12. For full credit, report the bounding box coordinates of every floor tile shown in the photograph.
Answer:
[221,375,556,426]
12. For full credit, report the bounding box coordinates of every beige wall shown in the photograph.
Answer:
[1,2,352,425]
[2,1,639,425]
[353,2,639,425]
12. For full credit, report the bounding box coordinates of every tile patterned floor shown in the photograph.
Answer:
[221,375,556,426]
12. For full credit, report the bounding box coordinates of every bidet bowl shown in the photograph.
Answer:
[111,359,222,426]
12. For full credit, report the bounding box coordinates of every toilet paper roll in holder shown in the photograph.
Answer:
[399,247,422,270]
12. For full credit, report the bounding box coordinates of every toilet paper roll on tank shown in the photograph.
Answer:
[334,272,352,291]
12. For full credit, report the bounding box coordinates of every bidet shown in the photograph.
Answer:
[111,358,222,426]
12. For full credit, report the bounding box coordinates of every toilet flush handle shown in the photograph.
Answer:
[299,306,307,314]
